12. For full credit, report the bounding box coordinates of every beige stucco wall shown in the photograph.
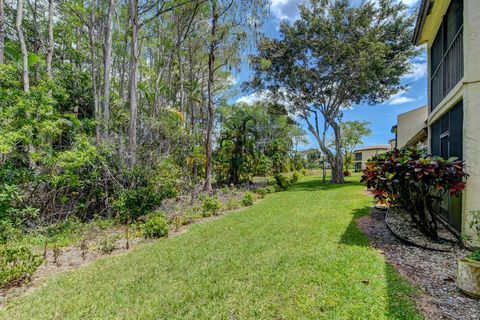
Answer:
[422,0,480,245]
[397,106,428,148]
[354,148,389,170]
[461,0,480,245]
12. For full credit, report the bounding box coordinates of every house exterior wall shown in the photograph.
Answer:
[354,148,389,171]
[396,106,428,149]
[418,0,479,244]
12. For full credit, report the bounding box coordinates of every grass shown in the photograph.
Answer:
[0,174,422,319]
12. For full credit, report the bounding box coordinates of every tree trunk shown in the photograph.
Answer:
[88,4,100,143]
[127,0,139,169]
[102,0,114,139]
[0,0,5,64]
[331,122,345,184]
[203,0,218,193]
[16,0,29,92]
[46,0,54,81]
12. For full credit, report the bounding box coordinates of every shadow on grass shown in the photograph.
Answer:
[290,178,363,192]
[339,206,422,319]
[338,206,370,247]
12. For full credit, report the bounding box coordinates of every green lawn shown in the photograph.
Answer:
[1,175,422,319]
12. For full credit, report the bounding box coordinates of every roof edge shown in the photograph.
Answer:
[412,0,431,45]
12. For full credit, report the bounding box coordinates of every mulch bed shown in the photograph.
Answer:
[385,207,458,252]
[357,208,480,320]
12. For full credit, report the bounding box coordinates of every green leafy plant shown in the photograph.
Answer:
[361,148,468,239]
[274,174,291,191]
[291,170,301,183]
[225,199,241,210]
[141,213,169,239]
[0,246,43,289]
[242,192,254,207]
[202,196,221,217]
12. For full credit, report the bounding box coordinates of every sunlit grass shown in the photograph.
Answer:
[1,174,421,319]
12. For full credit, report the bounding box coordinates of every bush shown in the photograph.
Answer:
[291,170,301,183]
[468,250,480,262]
[255,187,268,198]
[274,174,291,191]
[225,199,241,210]
[202,196,221,217]
[343,170,352,177]
[141,213,169,238]
[301,168,307,176]
[0,246,43,288]
[361,148,468,239]
[241,192,254,207]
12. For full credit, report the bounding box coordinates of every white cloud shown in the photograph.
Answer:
[270,0,306,21]
[403,62,427,81]
[235,91,268,105]
[401,0,420,6]
[388,90,416,105]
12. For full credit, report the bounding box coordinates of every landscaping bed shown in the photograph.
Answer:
[358,208,480,320]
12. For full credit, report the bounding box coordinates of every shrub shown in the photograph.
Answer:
[0,246,43,288]
[274,174,291,191]
[242,192,254,207]
[361,148,468,239]
[114,187,162,222]
[225,199,241,210]
[343,170,352,177]
[301,168,307,176]
[98,237,117,254]
[202,196,221,217]
[255,187,268,198]
[291,170,301,183]
[141,213,169,238]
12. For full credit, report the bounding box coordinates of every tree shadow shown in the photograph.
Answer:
[290,179,363,192]
[339,206,421,319]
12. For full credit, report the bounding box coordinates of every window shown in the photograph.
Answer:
[431,100,463,160]
[430,100,463,231]
[430,0,464,110]
[354,153,362,161]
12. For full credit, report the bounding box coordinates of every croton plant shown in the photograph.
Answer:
[361,148,468,239]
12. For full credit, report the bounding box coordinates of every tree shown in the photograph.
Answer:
[16,0,29,92]
[0,0,4,64]
[251,0,417,183]
[202,0,268,192]
[335,120,372,173]
[102,0,115,139]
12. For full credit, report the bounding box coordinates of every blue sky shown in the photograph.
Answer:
[234,0,427,150]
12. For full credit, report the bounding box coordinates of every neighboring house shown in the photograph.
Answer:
[390,105,428,151]
[353,146,390,172]
[413,0,479,240]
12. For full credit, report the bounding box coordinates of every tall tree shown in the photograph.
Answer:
[0,0,4,64]
[46,0,54,80]
[102,0,115,139]
[203,0,268,192]
[16,0,29,92]
[127,0,139,168]
[251,0,417,183]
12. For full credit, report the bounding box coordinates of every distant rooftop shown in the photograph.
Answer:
[355,145,390,152]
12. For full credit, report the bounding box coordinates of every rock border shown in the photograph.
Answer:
[385,207,458,252]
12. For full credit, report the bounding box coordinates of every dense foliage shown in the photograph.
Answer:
[215,103,305,184]
[362,148,468,239]
[0,246,43,288]
[0,0,304,247]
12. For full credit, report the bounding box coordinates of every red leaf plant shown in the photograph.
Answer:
[361,148,468,239]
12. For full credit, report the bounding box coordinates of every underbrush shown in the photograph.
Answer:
[0,170,308,290]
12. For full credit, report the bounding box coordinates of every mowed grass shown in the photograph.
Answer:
[1,175,422,319]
